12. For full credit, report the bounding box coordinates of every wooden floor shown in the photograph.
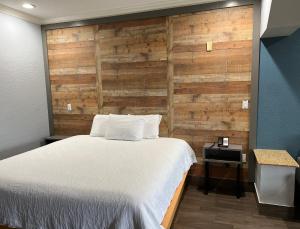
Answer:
[172,185,300,229]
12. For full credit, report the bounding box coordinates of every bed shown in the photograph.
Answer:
[0,135,196,229]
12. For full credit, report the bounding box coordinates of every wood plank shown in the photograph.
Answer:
[102,60,167,70]
[49,58,96,69]
[102,107,168,115]
[167,17,174,136]
[173,72,251,83]
[95,24,103,114]
[103,96,167,107]
[99,17,166,30]
[53,114,94,135]
[173,102,247,112]
[174,81,251,95]
[102,89,167,97]
[173,120,249,132]
[48,46,95,56]
[47,40,95,50]
[102,77,167,90]
[46,26,97,44]
[49,66,96,75]
[172,40,252,53]
[100,41,166,56]
[173,93,250,104]
[52,98,98,107]
[50,74,96,85]
[172,48,252,64]
[174,63,251,75]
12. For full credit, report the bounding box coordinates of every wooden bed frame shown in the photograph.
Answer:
[0,173,187,229]
[161,172,187,229]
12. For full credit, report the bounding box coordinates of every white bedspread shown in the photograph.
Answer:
[0,135,196,229]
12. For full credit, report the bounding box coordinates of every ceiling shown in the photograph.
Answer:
[261,0,300,38]
[0,0,222,25]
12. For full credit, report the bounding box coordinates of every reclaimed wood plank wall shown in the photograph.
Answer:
[169,6,253,178]
[95,18,169,136]
[46,5,253,179]
[47,26,98,135]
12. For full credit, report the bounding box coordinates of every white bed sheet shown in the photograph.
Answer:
[0,135,196,229]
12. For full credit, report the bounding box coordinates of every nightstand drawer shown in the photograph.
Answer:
[205,148,241,162]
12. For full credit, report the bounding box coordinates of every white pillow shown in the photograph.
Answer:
[130,115,162,139]
[105,118,145,141]
[90,114,162,139]
[90,115,109,137]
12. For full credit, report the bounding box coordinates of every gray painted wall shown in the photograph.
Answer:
[0,12,49,159]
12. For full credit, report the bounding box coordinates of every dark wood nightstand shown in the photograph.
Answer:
[202,143,243,198]
[45,135,70,145]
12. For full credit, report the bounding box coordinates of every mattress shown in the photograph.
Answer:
[0,135,196,229]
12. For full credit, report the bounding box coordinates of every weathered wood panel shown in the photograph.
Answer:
[169,6,253,160]
[96,17,168,136]
[53,114,94,135]
[47,26,98,135]
[46,6,254,181]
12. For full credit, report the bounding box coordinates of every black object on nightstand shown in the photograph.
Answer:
[45,135,70,145]
[202,143,243,198]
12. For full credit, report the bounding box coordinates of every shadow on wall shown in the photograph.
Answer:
[257,29,300,158]
[0,140,45,160]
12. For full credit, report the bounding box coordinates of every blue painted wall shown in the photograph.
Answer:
[257,29,300,158]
